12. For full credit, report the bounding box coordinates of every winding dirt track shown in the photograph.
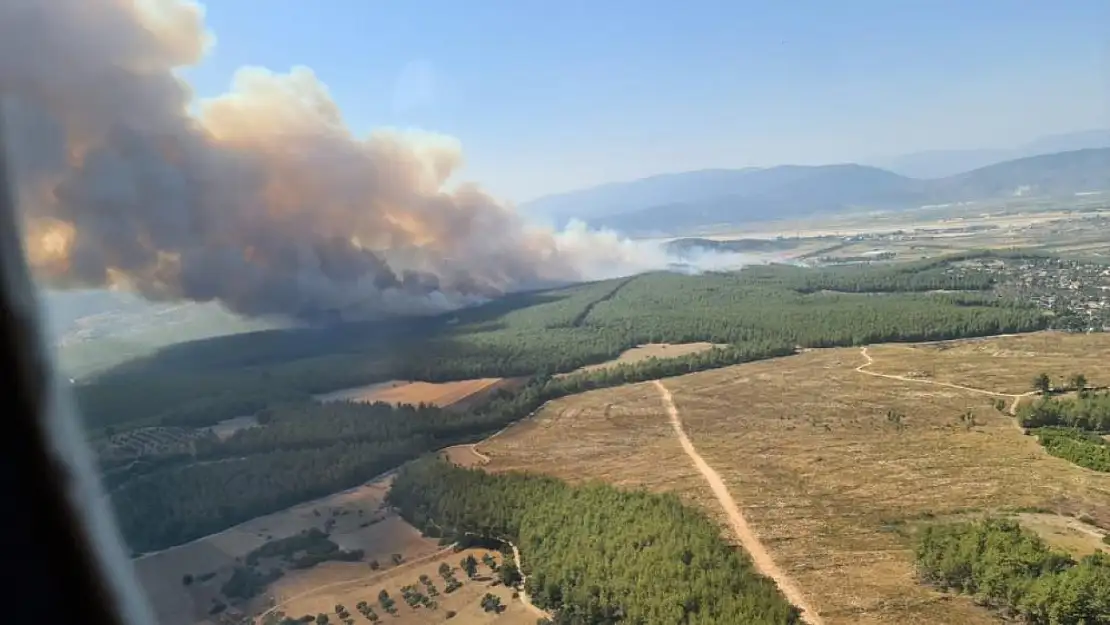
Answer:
[652,380,824,625]
[506,540,553,620]
[856,346,1035,418]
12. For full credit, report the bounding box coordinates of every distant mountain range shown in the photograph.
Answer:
[870,129,1110,179]
[522,145,1110,236]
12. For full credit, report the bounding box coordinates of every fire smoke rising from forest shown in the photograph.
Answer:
[2,0,751,321]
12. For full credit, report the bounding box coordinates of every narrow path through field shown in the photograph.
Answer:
[856,346,1036,423]
[652,380,824,625]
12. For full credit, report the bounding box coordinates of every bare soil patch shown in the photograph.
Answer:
[314,378,503,408]
[556,342,726,377]
[205,415,260,441]
[1014,512,1109,558]
[440,445,488,468]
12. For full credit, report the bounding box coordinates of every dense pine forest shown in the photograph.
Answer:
[915,517,1110,622]
[388,458,801,624]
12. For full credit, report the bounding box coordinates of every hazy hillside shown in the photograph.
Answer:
[872,129,1110,179]
[524,147,1110,236]
[42,289,278,378]
[934,148,1110,198]
[521,168,763,227]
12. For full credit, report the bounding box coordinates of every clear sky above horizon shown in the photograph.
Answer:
[183,0,1110,203]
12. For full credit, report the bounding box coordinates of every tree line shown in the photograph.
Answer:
[387,458,802,624]
[1031,428,1110,473]
[1018,388,1110,431]
[1016,382,1110,472]
[915,517,1110,622]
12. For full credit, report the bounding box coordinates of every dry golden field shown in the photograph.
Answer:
[863,332,1110,395]
[135,477,440,625]
[313,378,503,407]
[255,548,536,625]
[479,332,1110,625]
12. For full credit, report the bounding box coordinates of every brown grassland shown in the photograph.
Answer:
[313,378,504,407]
[1012,512,1109,558]
[556,342,727,377]
[136,478,441,625]
[257,548,535,625]
[863,332,1110,394]
[478,331,1110,625]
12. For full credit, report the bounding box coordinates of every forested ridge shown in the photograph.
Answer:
[79,256,1044,433]
[915,518,1110,622]
[388,458,801,624]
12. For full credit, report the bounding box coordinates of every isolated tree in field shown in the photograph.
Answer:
[480,593,503,613]
[438,562,451,577]
[314,614,328,625]
[1033,373,1052,394]
[1070,373,1088,393]
[461,555,479,578]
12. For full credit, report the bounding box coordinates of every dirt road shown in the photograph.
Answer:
[652,380,824,625]
[856,346,1036,421]
[506,540,553,621]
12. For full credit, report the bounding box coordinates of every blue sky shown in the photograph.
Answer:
[184,1,1109,203]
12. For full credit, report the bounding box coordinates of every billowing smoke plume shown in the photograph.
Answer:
[1,0,748,321]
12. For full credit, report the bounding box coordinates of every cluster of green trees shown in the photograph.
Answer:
[1016,380,1110,472]
[220,565,284,601]
[1031,428,1110,472]
[242,528,363,569]
[387,458,802,624]
[915,517,1110,622]
[78,258,1046,434]
[1019,389,1110,430]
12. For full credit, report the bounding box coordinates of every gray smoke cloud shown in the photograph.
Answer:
[0,0,583,320]
[1,0,757,321]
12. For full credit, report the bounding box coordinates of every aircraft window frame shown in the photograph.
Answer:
[0,113,155,625]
